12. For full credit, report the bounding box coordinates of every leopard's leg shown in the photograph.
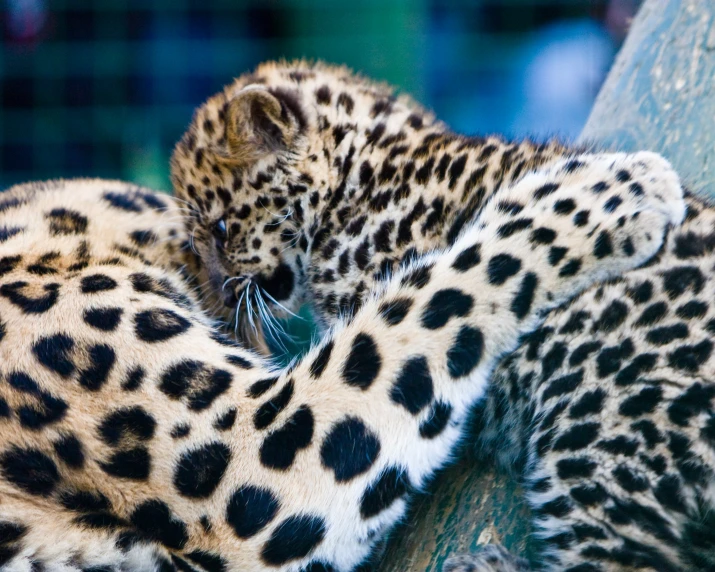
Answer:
[473,150,685,472]
[499,261,714,572]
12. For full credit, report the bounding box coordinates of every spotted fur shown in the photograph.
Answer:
[448,194,715,572]
[171,61,715,571]
[0,156,680,572]
[170,61,577,344]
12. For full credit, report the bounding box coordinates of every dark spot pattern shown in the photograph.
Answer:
[320,417,381,482]
[360,466,411,518]
[557,457,597,480]
[98,406,156,445]
[174,442,231,498]
[53,434,85,468]
[619,386,663,417]
[498,218,533,238]
[662,266,705,299]
[254,381,294,430]
[0,226,23,243]
[447,326,484,378]
[171,423,190,439]
[0,281,60,314]
[511,272,538,320]
[8,372,68,430]
[159,360,232,411]
[0,255,21,277]
[603,195,622,213]
[135,308,192,342]
[214,408,237,430]
[122,366,146,391]
[379,298,413,325]
[668,340,713,372]
[593,230,613,258]
[451,244,481,272]
[185,550,227,572]
[487,254,521,285]
[248,377,279,398]
[261,515,326,566]
[226,485,279,539]
[636,302,668,327]
[419,402,452,439]
[594,301,628,332]
[646,324,689,346]
[553,422,600,451]
[130,230,158,247]
[100,447,151,480]
[342,333,382,389]
[83,307,123,331]
[103,191,143,213]
[558,258,582,277]
[309,342,333,378]
[32,334,75,377]
[390,356,433,414]
[77,344,116,391]
[401,265,431,289]
[130,500,188,550]
[225,354,253,369]
[81,274,117,294]
[0,447,59,496]
[421,288,474,330]
[260,406,314,470]
[530,227,556,244]
[46,208,88,235]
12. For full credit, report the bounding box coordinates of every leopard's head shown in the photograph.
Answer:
[171,65,335,353]
[171,61,430,350]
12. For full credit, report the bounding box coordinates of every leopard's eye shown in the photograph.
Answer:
[213,219,228,240]
[212,219,228,251]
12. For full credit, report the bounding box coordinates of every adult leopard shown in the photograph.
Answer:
[0,157,679,572]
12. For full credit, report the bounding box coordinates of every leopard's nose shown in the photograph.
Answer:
[223,288,238,308]
[222,275,250,308]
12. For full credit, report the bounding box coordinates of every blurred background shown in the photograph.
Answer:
[1,0,641,192]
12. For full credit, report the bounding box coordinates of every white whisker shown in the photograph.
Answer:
[280,233,301,253]
[222,275,245,292]
[255,291,295,342]
[171,196,199,212]
[246,283,258,333]
[256,295,289,352]
[234,288,247,337]
[262,204,293,221]
[261,289,304,320]
[189,231,199,255]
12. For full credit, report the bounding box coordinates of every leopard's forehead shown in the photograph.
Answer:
[170,61,434,217]
[179,60,429,151]
[168,62,427,262]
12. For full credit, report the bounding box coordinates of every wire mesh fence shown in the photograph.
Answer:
[1,0,627,190]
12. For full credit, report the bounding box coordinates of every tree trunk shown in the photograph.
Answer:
[579,0,715,194]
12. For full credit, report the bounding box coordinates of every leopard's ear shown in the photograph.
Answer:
[222,86,298,165]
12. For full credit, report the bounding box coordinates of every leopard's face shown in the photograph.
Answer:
[171,82,319,340]
[171,62,433,350]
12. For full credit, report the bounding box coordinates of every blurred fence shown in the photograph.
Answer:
[1,0,624,190]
